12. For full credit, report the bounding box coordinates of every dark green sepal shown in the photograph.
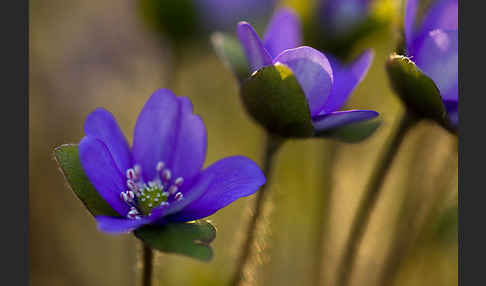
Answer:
[386,54,447,124]
[135,220,217,261]
[54,144,118,217]
[211,32,250,84]
[240,64,314,138]
[315,116,382,143]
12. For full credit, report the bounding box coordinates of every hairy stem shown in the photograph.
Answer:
[142,244,153,286]
[230,134,283,286]
[378,138,458,286]
[336,111,417,286]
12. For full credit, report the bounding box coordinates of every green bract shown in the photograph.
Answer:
[315,117,383,143]
[135,221,216,261]
[240,64,314,138]
[54,144,217,261]
[54,144,119,216]
[211,32,250,83]
[386,54,447,124]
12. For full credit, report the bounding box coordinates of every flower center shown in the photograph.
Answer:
[120,162,184,219]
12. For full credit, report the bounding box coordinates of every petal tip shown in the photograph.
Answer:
[274,6,299,19]
[151,88,177,99]
[95,215,151,234]
[83,107,113,133]
[237,21,251,30]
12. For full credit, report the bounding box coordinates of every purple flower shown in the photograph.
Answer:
[79,89,265,234]
[237,8,378,135]
[319,0,373,36]
[405,0,458,125]
[194,0,278,31]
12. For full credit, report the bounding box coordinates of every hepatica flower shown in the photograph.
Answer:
[139,0,277,44]
[236,8,379,140]
[78,89,265,233]
[194,0,277,31]
[319,0,373,36]
[404,0,458,125]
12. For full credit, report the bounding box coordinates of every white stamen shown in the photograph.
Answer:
[126,168,136,180]
[162,169,171,181]
[169,186,178,195]
[141,198,146,202]
[174,177,184,186]
[154,198,159,202]
[160,201,169,206]
[175,192,183,201]
[120,192,128,202]
[134,165,142,176]
[127,207,140,219]
[127,179,137,190]
[127,191,135,200]
[148,181,157,188]
[156,161,165,171]
[148,203,152,207]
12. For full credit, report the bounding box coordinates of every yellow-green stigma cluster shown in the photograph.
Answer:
[137,185,169,215]
[120,162,185,219]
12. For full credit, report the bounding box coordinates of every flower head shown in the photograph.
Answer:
[139,0,277,43]
[79,89,265,233]
[404,0,458,125]
[319,0,373,36]
[236,8,379,138]
[194,0,277,31]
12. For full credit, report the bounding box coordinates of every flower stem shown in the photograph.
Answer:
[336,111,417,286]
[142,244,154,286]
[312,142,338,286]
[378,138,458,286]
[230,134,283,286]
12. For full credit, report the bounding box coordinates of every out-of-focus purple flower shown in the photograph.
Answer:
[79,89,265,234]
[139,0,278,44]
[405,0,458,125]
[194,0,278,31]
[237,8,378,135]
[319,0,373,36]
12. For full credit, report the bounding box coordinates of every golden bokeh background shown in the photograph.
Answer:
[30,0,457,285]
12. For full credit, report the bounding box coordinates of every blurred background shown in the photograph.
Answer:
[30,0,457,285]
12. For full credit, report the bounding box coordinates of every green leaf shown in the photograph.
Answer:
[386,54,447,123]
[135,220,217,261]
[316,117,382,143]
[240,63,314,138]
[54,144,118,216]
[211,32,250,83]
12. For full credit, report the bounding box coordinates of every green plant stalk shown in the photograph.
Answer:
[142,243,154,286]
[336,111,417,286]
[378,138,458,286]
[230,134,283,286]
[312,142,338,286]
